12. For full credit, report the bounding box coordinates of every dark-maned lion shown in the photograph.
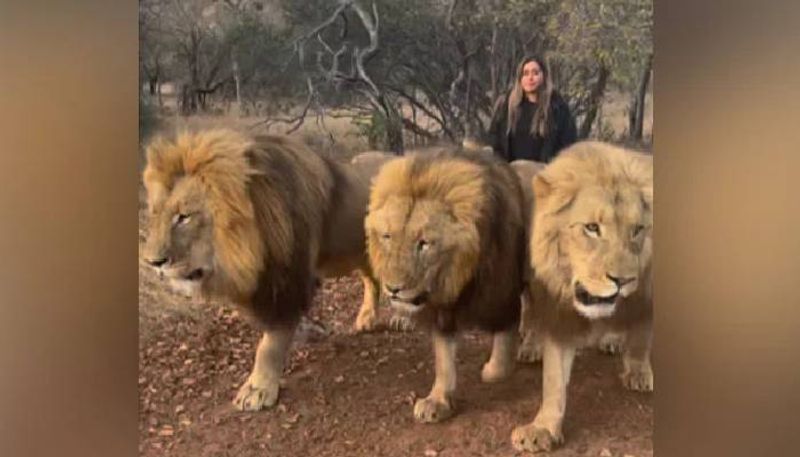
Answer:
[365,149,527,423]
[142,129,391,411]
[511,141,653,452]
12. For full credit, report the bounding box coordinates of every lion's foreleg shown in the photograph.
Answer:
[414,330,457,423]
[511,336,576,452]
[621,319,653,391]
[482,328,517,382]
[354,270,379,332]
[233,324,296,411]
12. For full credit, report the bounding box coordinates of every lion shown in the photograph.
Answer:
[142,129,393,411]
[365,148,527,423]
[510,141,653,453]
[510,160,626,363]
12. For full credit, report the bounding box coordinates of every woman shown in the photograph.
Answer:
[489,56,577,163]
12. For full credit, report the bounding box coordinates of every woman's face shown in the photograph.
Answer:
[520,60,544,94]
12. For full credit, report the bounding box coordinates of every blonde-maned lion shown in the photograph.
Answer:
[511,159,626,363]
[365,149,527,423]
[511,141,653,453]
[142,129,392,411]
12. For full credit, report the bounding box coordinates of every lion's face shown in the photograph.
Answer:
[366,196,480,315]
[532,143,652,320]
[143,177,215,298]
[562,184,651,319]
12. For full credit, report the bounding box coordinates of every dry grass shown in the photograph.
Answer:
[148,110,371,163]
[143,85,652,158]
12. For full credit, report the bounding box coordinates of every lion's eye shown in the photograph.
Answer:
[174,213,191,225]
[381,233,391,241]
[416,239,429,252]
[584,223,600,236]
[632,224,645,237]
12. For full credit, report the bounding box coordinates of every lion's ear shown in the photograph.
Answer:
[143,137,169,209]
[628,153,653,210]
[145,135,168,166]
[532,173,552,200]
[533,172,575,214]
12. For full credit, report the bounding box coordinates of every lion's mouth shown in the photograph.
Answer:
[182,268,205,282]
[389,290,428,308]
[574,282,618,306]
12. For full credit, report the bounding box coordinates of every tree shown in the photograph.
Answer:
[546,0,653,139]
[139,0,653,146]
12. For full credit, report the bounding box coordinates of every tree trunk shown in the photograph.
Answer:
[184,28,200,115]
[489,19,499,103]
[579,64,609,139]
[232,47,242,115]
[464,71,473,139]
[384,105,405,155]
[629,53,653,141]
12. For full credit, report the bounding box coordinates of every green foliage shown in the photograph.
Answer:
[352,110,388,150]
[548,0,653,92]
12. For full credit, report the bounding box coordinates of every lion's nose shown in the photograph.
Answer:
[146,256,169,268]
[385,284,403,295]
[607,274,636,288]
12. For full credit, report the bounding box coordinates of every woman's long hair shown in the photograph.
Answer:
[506,55,554,138]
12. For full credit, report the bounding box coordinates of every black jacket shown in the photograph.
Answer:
[488,91,577,163]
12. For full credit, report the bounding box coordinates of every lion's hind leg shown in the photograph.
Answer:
[517,292,543,363]
[620,321,653,392]
[482,328,517,382]
[597,331,626,355]
[517,328,543,363]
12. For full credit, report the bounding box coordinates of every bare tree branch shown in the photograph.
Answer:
[350,1,381,95]
[251,77,315,133]
[385,85,447,131]
[402,118,438,140]
[446,0,458,31]
[294,0,351,67]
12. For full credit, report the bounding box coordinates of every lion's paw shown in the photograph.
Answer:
[232,379,279,411]
[413,396,453,423]
[511,423,563,453]
[597,333,625,355]
[389,314,416,332]
[481,360,514,383]
[517,338,542,364]
[354,307,378,332]
[621,365,653,392]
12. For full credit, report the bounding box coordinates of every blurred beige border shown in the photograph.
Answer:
[655,0,800,455]
[1,1,800,456]
[0,2,139,456]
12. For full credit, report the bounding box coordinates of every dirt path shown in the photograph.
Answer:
[139,273,652,457]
